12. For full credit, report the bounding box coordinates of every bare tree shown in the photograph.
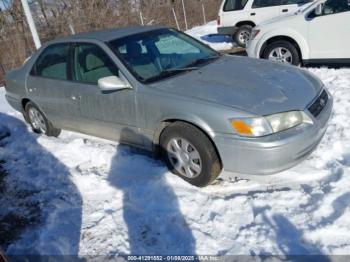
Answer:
[0,0,222,85]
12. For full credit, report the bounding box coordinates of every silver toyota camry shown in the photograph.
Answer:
[5,26,333,187]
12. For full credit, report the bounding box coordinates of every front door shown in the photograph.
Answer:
[70,42,140,145]
[308,0,350,59]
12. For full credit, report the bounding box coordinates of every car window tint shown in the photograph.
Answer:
[73,43,119,84]
[322,0,350,15]
[224,0,249,11]
[109,29,217,83]
[32,43,70,80]
[282,0,311,4]
[154,34,200,55]
[114,40,160,80]
[253,0,282,8]
[282,0,299,4]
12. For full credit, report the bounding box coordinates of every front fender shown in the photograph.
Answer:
[256,29,310,60]
[157,113,216,138]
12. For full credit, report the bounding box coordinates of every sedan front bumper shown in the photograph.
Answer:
[213,92,333,176]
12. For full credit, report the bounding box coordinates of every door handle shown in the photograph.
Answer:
[250,12,256,16]
[282,9,288,12]
[71,95,81,101]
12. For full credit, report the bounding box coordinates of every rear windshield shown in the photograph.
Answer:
[224,0,249,11]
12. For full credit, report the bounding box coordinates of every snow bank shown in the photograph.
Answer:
[186,21,235,51]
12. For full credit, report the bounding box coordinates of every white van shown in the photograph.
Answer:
[217,0,313,47]
[246,0,350,65]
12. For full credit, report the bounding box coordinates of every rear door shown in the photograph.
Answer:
[70,42,140,145]
[250,0,282,23]
[308,0,350,59]
[27,43,80,130]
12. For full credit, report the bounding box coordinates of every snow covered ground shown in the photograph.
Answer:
[1,22,350,257]
[186,21,235,51]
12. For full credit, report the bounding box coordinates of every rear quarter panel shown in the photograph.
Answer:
[4,48,44,113]
[4,67,28,112]
[220,0,254,27]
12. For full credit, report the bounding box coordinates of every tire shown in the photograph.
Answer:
[234,25,252,47]
[160,122,222,187]
[262,40,301,66]
[25,102,61,137]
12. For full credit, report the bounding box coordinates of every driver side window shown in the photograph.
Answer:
[73,43,119,85]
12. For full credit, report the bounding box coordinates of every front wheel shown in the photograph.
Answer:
[160,122,222,187]
[25,102,61,137]
[262,40,301,66]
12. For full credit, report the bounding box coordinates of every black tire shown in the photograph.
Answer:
[160,122,222,187]
[234,25,252,47]
[25,102,61,137]
[262,40,301,66]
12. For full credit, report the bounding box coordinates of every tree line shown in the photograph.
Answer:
[0,0,221,85]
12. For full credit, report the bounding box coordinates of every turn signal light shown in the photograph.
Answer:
[231,120,253,135]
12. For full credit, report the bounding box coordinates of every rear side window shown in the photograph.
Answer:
[73,43,119,85]
[31,43,70,80]
[224,0,249,11]
[252,0,282,8]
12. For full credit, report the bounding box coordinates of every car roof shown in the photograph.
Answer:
[51,25,166,44]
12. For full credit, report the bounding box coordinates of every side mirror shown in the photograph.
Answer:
[315,4,323,16]
[98,76,131,92]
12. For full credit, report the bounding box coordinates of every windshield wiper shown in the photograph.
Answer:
[186,55,220,67]
[163,66,199,72]
[144,55,220,83]
[144,66,199,83]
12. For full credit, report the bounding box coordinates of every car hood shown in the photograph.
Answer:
[151,55,322,116]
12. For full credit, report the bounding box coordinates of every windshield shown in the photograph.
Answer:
[108,29,219,83]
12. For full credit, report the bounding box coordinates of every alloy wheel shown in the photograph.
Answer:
[167,137,202,178]
[28,107,47,133]
[268,47,293,64]
[238,30,250,45]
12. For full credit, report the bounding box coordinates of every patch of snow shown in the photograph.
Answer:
[186,21,235,51]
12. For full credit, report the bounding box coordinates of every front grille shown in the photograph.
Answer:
[308,90,328,118]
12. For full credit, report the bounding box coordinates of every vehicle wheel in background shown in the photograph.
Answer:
[160,122,222,187]
[263,40,301,66]
[25,102,61,137]
[234,25,252,47]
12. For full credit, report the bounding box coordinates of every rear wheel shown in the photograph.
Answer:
[262,40,301,66]
[234,25,252,47]
[25,102,61,137]
[160,122,222,187]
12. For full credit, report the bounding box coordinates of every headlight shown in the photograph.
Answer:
[231,111,312,137]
